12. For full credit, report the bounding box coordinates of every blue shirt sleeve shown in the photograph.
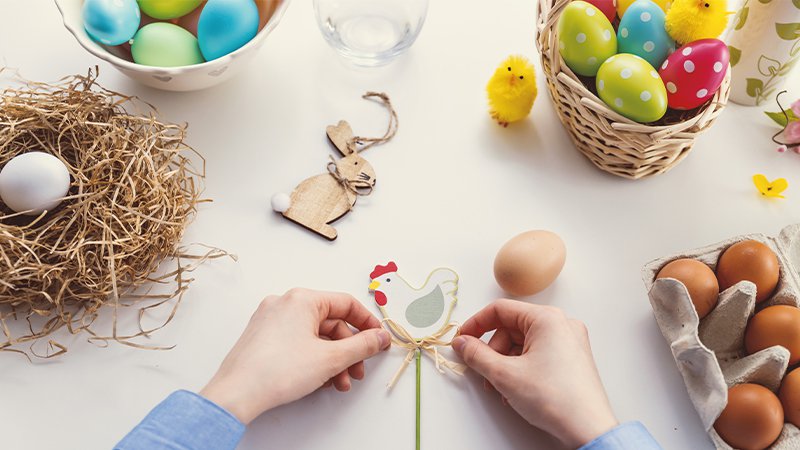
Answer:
[115,390,245,450]
[579,422,662,450]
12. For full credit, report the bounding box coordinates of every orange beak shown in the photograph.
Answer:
[508,74,517,86]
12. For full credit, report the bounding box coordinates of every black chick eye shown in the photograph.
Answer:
[519,75,524,79]
[704,2,709,6]
[354,161,358,165]
[386,278,391,282]
[507,67,511,71]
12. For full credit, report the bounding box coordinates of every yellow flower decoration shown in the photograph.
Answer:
[753,174,788,199]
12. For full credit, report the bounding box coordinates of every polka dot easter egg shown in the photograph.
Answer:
[557,1,617,77]
[659,38,729,110]
[617,0,672,18]
[584,0,617,23]
[618,0,675,69]
[596,54,668,123]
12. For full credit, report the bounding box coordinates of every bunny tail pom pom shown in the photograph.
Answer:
[271,193,291,213]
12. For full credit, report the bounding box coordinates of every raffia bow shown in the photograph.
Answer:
[326,156,374,198]
[382,318,467,390]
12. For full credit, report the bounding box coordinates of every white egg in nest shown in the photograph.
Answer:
[0,152,71,215]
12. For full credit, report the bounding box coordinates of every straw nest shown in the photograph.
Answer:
[536,0,730,180]
[0,69,226,358]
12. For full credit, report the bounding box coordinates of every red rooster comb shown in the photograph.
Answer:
[370,261,397,279]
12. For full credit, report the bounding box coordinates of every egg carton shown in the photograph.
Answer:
[642,224,800,449]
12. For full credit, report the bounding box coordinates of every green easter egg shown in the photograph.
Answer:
[137,0,204,20]
[557,1,617,77]
[596,54,667,123]
[131,23,205,67]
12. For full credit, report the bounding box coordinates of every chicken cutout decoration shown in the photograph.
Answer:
[368,261,465,450]
[271,92,398,241]
[369,262,459,340]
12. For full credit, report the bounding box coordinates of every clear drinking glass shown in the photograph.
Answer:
[313,0,429,67]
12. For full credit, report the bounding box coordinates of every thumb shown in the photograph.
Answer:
[328,328,391,373]
[452,335,507,381]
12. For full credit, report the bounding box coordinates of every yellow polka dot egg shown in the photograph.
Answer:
[557,1,617,77]
[596,54,668,123]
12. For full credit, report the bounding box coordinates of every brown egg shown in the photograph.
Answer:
[714,384,783,450]
[716,240,780,303]
[745,305,800,365]
[494,230,566,297]
[780,367,800,428]
[656,258,719,319]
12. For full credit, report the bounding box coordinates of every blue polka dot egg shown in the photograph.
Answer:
[617,0,674,69]
[596,54,667,123]
[557,1,617,77]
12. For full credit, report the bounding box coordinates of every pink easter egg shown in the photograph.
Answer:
[658,38,729,110]
[584,0,616,23]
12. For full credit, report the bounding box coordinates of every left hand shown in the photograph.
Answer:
[200,288,391,424]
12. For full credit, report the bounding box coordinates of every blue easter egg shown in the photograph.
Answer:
[82,0,140,46]
[617,0,674,69]
[197,0,259,61]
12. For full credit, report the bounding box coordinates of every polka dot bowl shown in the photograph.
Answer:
[54,0,290,91]
[536,0,730,180]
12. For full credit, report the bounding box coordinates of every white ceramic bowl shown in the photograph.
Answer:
[55,0,290,91]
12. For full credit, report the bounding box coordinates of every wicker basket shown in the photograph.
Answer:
[536,0,731,180]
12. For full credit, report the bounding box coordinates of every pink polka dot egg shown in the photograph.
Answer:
[658,39,729,110]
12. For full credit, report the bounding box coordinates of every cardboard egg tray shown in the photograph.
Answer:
[642,224,800,449]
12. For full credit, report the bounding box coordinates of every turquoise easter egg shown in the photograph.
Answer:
[197,0,259,61]
[131,23,205,67]
[596,54,668,123]
[617,0,675,69]
[137,0,204,20]
[82,0,140,46]
[557,1,617,77]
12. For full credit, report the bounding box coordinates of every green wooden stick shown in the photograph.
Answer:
[415,348,421,450]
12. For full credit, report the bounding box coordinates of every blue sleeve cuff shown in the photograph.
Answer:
[115,390,246,450]
[578,421,662,450]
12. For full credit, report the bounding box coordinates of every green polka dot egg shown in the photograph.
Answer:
[596,54,667,123]
[557,1,617,77]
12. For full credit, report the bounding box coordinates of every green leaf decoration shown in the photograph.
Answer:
[765,109,798,127]
[735,7,749,30]
[729,46,742,67]
[792,40,800,57]
[779,56,799,75]
[758,55,782,76]
[776,23,800,40]
[794,0,800,9]
[758,0,773,3]
[746,78,764,98]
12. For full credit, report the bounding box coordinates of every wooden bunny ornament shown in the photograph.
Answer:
[271,92,397,241]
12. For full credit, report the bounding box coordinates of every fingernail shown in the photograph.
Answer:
[378,330,391,350]
[452,336,466,354]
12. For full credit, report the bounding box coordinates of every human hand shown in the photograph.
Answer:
[200,288,391,425]
[452,300,618,449]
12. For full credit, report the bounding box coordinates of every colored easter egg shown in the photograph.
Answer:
[584,0,616,22]
[557,1,617,77]
[596,54,668,122]
[618,0,675,68]
[197,0,259,61]
[82,0,140,46]
[131,23,205,67]
[137,0,205,20]
[617,0,671,18]
[659,38,729,110]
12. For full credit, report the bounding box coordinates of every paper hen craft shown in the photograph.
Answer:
[369,262,458,340]
[369,261,464,450]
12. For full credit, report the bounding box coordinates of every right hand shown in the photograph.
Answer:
[452,299,618,449]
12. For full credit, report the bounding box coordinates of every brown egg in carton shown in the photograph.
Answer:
[642,224,800,449]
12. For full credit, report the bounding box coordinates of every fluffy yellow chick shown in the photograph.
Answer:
[665,0,730,45]
[487,55,537,127]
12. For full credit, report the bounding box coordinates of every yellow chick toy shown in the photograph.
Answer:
[665,0,730,45]
[487,55,537,127]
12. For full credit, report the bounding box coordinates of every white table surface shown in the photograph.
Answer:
[2,1,800,449]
